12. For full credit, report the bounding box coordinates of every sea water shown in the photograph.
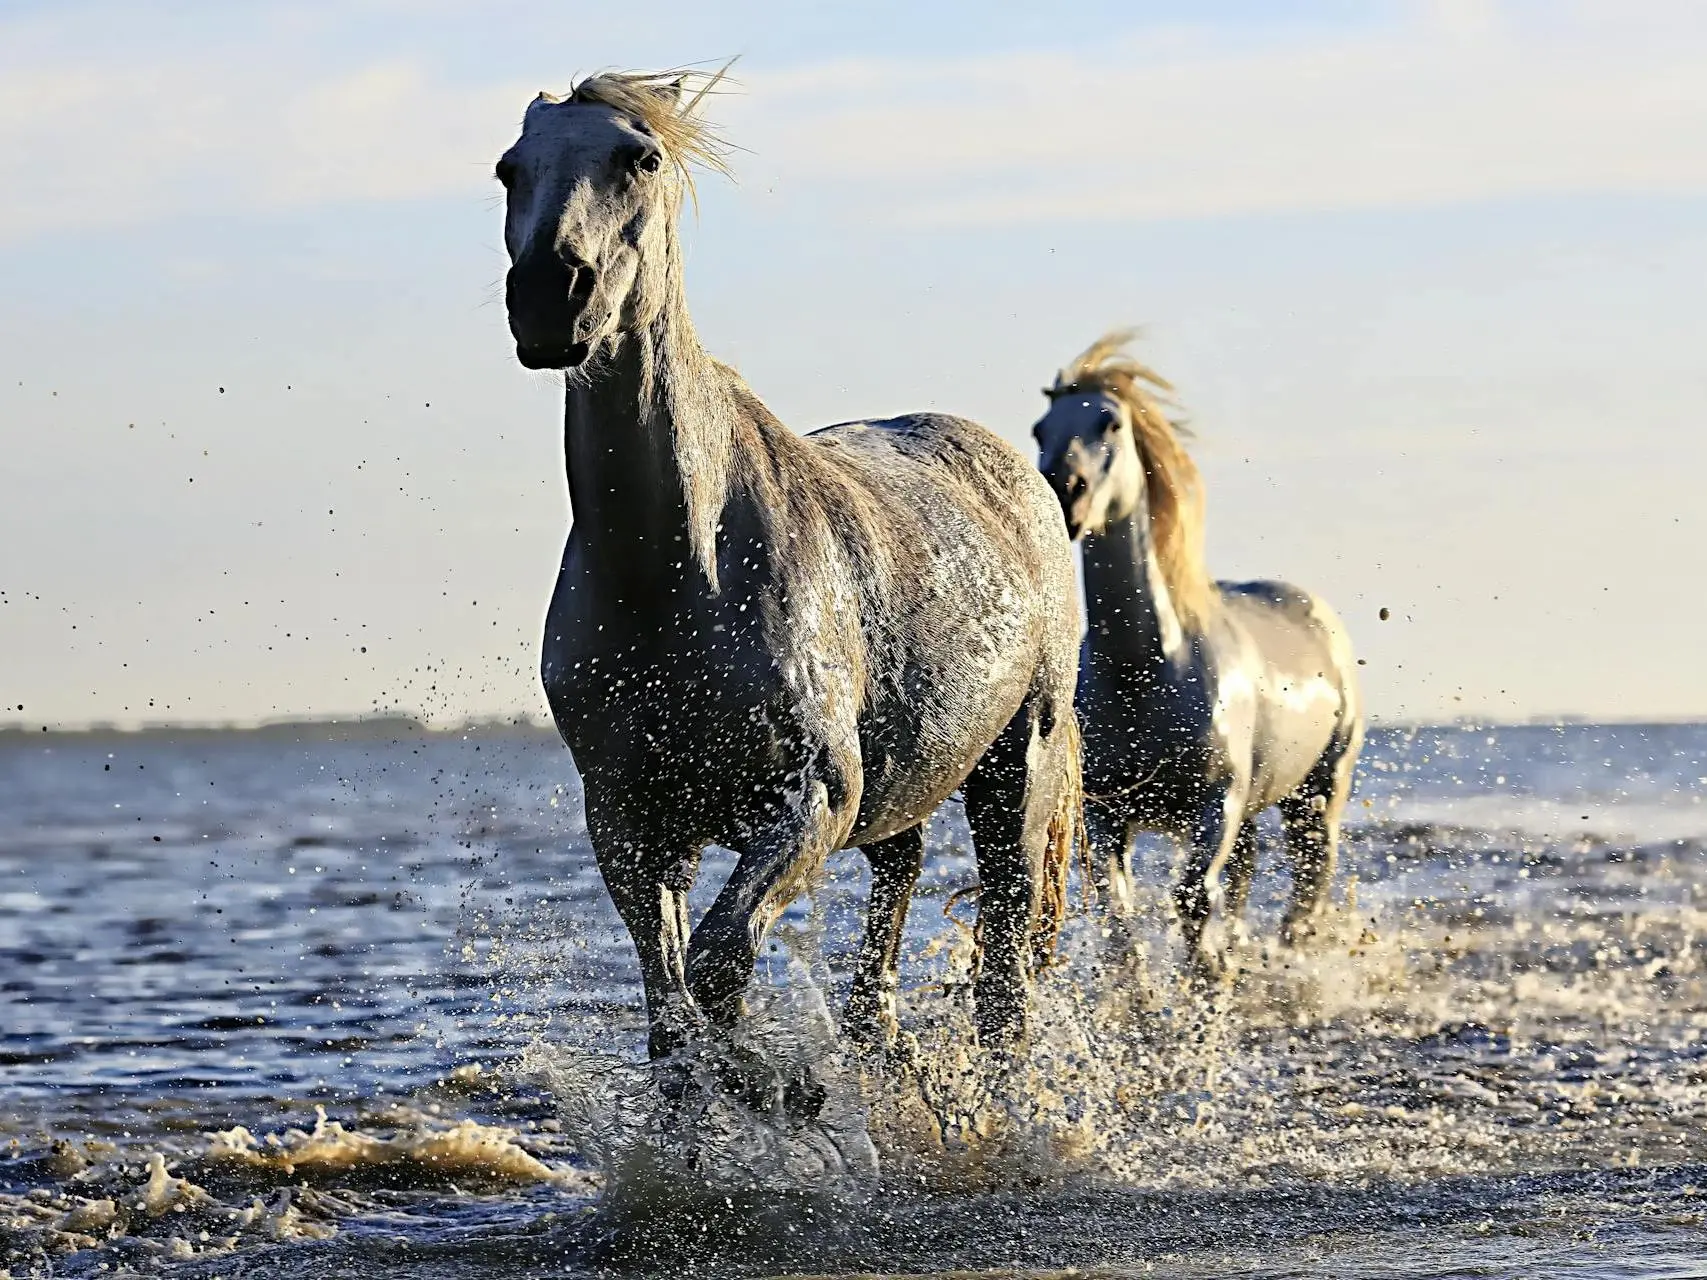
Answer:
[1,721,1704,1277]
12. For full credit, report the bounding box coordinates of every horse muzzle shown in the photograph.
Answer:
[515,339,591,370]
[506,256,599,369]
[1050,473,1092,542]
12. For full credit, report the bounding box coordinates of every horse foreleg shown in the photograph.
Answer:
[1278,731,1359,945]
[684,781,843,1031]
[1173,787,1244,982]
[1221,819,1261,944]
[845,825,925,1052]
[593,834,701,1060]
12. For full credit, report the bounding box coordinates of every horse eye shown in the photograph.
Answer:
[635,150,663,175]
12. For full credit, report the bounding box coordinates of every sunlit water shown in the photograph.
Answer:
[2,721,1705,1278]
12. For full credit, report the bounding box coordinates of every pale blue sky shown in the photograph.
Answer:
[2,0,1704,726]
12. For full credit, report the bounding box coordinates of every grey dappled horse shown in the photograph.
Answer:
[496,71,1081,1074]
[1032,334,1363,978]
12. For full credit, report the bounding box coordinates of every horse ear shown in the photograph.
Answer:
[526,91,560,121]
[658,77,686,107]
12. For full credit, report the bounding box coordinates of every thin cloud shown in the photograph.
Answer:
[729,3,1707,224]
[1,3,1704,242]
[0,45,526,241]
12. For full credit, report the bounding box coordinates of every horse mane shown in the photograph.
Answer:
[563,66,735,204]
[1052,331,1215,628]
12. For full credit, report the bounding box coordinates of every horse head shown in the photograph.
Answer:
[495,71,729,370]
[1032,380,1147,541]
[1033,332,1215,627]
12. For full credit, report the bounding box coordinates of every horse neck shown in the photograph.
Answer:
[1081,504,1188,664]
[561,246,735,592]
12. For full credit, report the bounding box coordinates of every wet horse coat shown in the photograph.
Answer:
[1032,333,1363,974]
[498,72,1080,1061]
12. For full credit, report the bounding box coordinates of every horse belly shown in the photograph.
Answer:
[848,612,1042,842]
[847,702,997,844]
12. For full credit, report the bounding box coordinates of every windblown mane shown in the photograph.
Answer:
[1052,331,1215,627]
[561,66,735,202]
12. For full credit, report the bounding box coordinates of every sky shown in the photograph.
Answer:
[1,0,1704,728]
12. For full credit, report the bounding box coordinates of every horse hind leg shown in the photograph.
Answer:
[960,691,1077,1053]
[1277,732,1360,946]
[1086,804,1133,915]
[844,825,925,1053]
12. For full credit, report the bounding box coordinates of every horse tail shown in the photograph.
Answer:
[1033,709,1086,971]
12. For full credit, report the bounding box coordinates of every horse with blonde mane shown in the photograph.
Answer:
[495,69,1082,1091]
[1032,333,1363,977]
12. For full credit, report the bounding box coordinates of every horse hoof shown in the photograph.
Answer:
[654,1055,694,1104]
[707,1052,778,1113]
[1280,916,1320,948]
[1100,924,1142,968]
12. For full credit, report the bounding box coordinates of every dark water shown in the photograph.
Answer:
[2,722,1705,1277]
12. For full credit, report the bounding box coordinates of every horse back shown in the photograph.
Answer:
[806,414,1057,541]
[801,412,1073,599]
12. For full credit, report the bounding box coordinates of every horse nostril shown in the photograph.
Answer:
[567,262,595,316]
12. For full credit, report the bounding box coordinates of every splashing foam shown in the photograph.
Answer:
[868,889,1449,1192]
[0,1107,577,1272]
[523,950,878,1212]
[0,1152,342,1270]
[521,859,1707,1213]
[205,1103,569,1189]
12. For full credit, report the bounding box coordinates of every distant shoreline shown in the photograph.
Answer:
[0,716,557,743]
[0,714,1703,742]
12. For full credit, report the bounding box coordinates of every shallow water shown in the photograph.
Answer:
[2,721,1705,1277]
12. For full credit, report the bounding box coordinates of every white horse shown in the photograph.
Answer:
[1032,333,1364,977]
[495,70,1082,1086]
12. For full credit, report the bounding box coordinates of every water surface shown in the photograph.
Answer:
[2,721,1705,1277]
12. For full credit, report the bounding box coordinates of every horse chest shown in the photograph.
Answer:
[544,643,771,752]
[1079,646,1229,797]
[539,594,848,826]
